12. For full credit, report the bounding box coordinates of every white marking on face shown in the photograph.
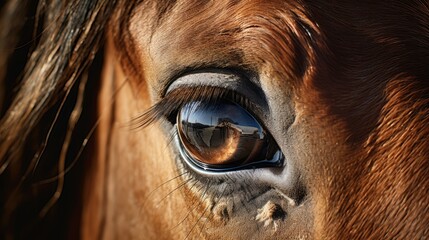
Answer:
[255,200,285,232]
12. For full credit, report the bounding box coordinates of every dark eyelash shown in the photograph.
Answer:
[131,86,255,129]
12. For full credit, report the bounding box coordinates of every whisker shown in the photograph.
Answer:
[155,178,192,207]
[141,171,187,207]
[169,182,206,231]
[196,183,230,237]
[184,184,213,240]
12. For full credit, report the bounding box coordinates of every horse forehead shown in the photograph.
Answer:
[129,1,315,92]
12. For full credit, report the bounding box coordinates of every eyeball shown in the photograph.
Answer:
[176,99,283,172]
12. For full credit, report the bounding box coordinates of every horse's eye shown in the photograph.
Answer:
[176,99,284,172]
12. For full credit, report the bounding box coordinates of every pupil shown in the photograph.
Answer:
[177,100,265,167]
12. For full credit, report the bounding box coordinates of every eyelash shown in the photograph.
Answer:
[133,86,257,129]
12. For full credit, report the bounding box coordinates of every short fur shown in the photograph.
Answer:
[1,1,428,239]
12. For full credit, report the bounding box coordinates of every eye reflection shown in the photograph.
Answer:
[177,99,284,172]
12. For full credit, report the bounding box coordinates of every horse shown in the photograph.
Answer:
[0,1,428,239]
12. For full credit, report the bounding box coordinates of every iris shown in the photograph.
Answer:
[176,99,284,172]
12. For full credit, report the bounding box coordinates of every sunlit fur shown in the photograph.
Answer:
[1,1,428,239]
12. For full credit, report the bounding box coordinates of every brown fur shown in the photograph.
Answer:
[1,1,428,239]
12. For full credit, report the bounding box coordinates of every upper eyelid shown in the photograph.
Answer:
[166,71,269,110]
[166,72,242,94]
[161,68,260,96]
